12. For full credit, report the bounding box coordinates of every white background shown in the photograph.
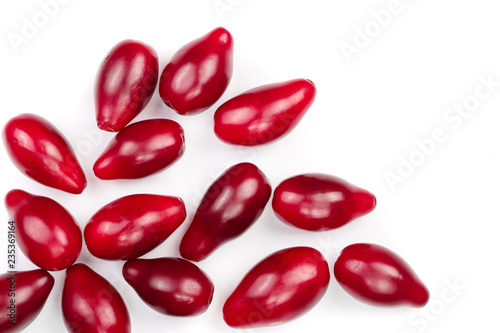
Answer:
[1,0,499,332]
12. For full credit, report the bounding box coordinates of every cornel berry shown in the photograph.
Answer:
[0,270,54,333]
[3,113,86,194]
[272,173,376,231]
[93,119,185,180]
[180,162,272,261]
[5,189,82,271]
[159,27,233,115]
[223,247,330,328]
[62,264,131,333]
[84,194,186,261]
[334,243,430,307]
[123,257,215,317]
[214,79,316,146]
[95,39,159,132]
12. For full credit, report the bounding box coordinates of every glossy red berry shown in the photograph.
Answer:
[84,194,186,260]
[180,163,271,261]
[272,173,376,231]
[95,40,159,132]
[159,27,233,115]
[123,257,214,316]
[214,79,316,145]
[0,270,54,333]
[3,114,86,194]
[62,263,131,333]
[223,247,330,328]
[334,243,430,307]
[5,189,82,271]
[93,119,185,180]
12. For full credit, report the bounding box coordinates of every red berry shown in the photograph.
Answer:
[84,194,186,260]
[159,27,233,115]
[223,247,330,328]
[0,270,54,333]
[180,163,271,261]
[334,243,430,307]
[62,264,131,333]
[3,114,86,194]
[93,119,185,180]
[95,40,159,132]
[123,257,214,316]
[272,173,376,231]
[214,79,316,145]
[5,189,82,271]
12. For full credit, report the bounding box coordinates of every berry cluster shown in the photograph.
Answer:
[1,27,429,332]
